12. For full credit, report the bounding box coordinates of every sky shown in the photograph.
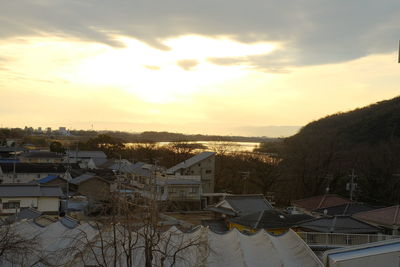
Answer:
[0,0,399,137]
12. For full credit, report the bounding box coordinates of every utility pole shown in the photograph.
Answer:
[347,169,357,201]
[239,171,250,194]
[65,148,71,216]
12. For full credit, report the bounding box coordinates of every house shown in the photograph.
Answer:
[0,184,62,216]
[19,151,64,163]
[228,209,313,235]
[37,175,68,192]
[166,151,216,193]
[70,173,111,201]
[0,146,27,158]
[66,151,107,168]
[292,194,351,214]
[297,216,381,234]
[207,194,273,218]
[353,205,400,235]
[0,163,70,183]
[314,202,378,216]
[323,238,400,267]
[138,175,203,209]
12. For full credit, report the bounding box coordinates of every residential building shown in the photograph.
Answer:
[70,173,111,201]
[323,238,400,267]
[19,151,64,163]
[66,150,107,167]
[292,194,351,214]
[0,184,62,216]
[353,205,400,235]
[0,163,70,183]
[207,194,273,218]
[166,151,216,193]
[297,216,381,234]
[314,202,378,216]
[228,209,313,235]
[36,175,68,192]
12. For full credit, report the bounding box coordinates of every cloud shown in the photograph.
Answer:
[1,0,399,69]
[177,59,198,71]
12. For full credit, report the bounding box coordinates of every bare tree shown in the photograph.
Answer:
[0,222,40,266]
[67,190,203,267]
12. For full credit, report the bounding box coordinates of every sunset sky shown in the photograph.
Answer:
[1,1,399,137]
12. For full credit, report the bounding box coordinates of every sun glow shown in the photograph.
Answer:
[64,35,278,103]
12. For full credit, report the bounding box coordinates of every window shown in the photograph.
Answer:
[169,187,176,193]
[190,187,199,193]
[3,201,20,209]
[205,170,212,174]
[160,186,165,194]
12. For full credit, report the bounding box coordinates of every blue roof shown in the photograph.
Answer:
[37,175,61,184]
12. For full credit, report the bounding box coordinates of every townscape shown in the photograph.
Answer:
[1,123,400,266]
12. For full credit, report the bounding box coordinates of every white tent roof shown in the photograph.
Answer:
[2,220,322,267]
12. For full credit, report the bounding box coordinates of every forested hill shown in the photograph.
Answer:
[292,96,400,145]
[278,96,400,205]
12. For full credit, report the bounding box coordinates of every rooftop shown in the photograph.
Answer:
[166,151,215,174]
[353,205,400,227]
[229,210,313,230]
[0,184,63,197]
[297,216,381,234]
[292,194,351,211]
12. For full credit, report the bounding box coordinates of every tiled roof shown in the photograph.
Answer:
[297,216,381,234]
[37,175,65,184]
[0,184,63,197]
[0,163,77,173]
[293,194,351,211]
[4,208,42,223]
[67,151,107,159]
[166,152,215,174]
[20,151,64,159]
[201,219,229,233]
[353,205,400,227]
[224,194,273,215]
[229,210,313,230]
[314,202,378,216]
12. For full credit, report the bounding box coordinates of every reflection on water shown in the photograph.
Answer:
[125,141,260,152]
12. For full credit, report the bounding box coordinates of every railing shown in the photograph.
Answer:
[297,232,400,247]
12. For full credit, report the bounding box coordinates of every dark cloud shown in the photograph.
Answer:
[1,0,399,68]
[177,59,198,71]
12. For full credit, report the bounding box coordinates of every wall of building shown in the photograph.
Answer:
[77,179,110,201]
[181,155,215,193]
[0,173,64,183]
[168,184,201,201]
[0,197,38,214]
[38,197,60,213]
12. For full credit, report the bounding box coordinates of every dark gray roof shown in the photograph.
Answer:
[166,152,215,174]
[67,151,107,159]
[202,219,229,233]
[5,208,42,223]
[297,216,381,234]
[0,184,63,197]
[224,194,273,215]
[314,202,378,216]
[70,173,106,185]
[165,179,201,185]
[0,163,71,173]
[59,216,79,228]
[20,151,64,159]
[229,210,313,230]
[206,206,237,216]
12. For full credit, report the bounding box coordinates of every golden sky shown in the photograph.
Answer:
[1,1,399,137]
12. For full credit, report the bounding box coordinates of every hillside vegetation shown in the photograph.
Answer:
[277,96,400,205]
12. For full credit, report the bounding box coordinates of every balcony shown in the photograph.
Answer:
[297,231,400,247]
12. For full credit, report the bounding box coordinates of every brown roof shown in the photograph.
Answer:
[354,205,400,227]
[292,194,350,211]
